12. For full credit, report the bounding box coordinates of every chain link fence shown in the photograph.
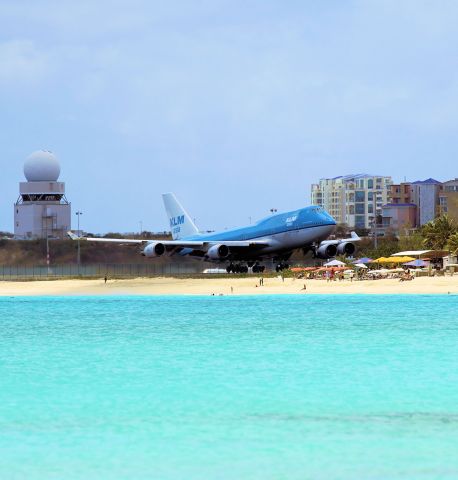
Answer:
[0,262,216,280]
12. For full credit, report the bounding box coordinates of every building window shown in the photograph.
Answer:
[368,204,373,214]
[368,179,373,189]
[355,191,365,202]
[355,203,365,214]
[355,215,366,228]
[368,192,373,201]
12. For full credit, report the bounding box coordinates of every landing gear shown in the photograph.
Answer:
[226,263,264,274]
[252,263,265,273]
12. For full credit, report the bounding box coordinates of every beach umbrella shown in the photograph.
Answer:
[403,259,428,268]
[354,263,368,269]
[373,257,390,263]
[390,256,415,263]
[324,259,345,267]
[353,257,373,264]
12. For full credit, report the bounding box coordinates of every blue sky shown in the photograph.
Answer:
[1,0,457,233]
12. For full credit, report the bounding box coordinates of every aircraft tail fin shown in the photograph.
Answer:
[162,193,199,240]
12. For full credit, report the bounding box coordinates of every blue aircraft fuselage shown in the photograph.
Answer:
[182,205,337,258]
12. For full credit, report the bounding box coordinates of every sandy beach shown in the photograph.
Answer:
[0,275,457,296]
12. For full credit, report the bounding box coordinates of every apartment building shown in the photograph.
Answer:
[439,178,458,222]
[311,174,392,229]
[410,178,442,226]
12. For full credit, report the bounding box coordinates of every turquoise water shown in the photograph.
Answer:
[1,295,458,479]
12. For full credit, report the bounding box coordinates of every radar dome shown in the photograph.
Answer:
[24,150,60,182]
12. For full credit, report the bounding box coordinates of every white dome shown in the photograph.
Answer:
[24,150,61,182]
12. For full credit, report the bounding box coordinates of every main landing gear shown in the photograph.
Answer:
[226,263,265,274]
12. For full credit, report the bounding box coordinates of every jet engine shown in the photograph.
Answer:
[206,244,230,260]
[143,242,166,257]
[336,242,356,256]
[315,243,337,259]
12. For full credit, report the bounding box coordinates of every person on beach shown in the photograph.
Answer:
[301,284,306,292]
[104,276,107,284]
[349,271,354,282]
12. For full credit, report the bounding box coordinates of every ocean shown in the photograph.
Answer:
[1,295,458,479]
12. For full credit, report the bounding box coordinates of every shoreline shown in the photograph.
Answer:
[0,275,457,296]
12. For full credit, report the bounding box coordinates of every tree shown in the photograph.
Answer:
[398,231,424,251]
[421,215,457,250]
[334,223,348,237]
[447,233,458,255]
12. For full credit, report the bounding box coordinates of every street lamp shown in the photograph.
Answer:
[76,211,83,272]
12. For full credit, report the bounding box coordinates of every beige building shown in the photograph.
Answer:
[439,178,458,222]
[311,174,392,229]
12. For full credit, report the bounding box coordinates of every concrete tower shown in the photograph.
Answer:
[14,150,71,239]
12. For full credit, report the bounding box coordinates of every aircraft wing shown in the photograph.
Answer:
[84,237,147,244]
[205,240,270,248]
[67,232,270,250]
[83,236,205,249]
[319,231,361,245]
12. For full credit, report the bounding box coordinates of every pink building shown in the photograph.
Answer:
[381,203,417,232]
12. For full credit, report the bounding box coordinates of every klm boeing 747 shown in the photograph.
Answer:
[70,193,360,273]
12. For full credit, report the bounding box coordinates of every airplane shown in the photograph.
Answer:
[69,193,360,273]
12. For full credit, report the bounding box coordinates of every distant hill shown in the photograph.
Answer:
[0,235,198,266]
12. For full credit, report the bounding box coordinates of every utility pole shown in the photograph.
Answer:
[46,229,50,276]
[372,218,378,249]
[139,220,143,236]
[76,211,83,274]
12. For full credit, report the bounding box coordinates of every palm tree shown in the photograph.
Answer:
[447,232,458,255]
[422,215,457,250]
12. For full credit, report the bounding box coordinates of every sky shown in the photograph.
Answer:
[1,0,458,234]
